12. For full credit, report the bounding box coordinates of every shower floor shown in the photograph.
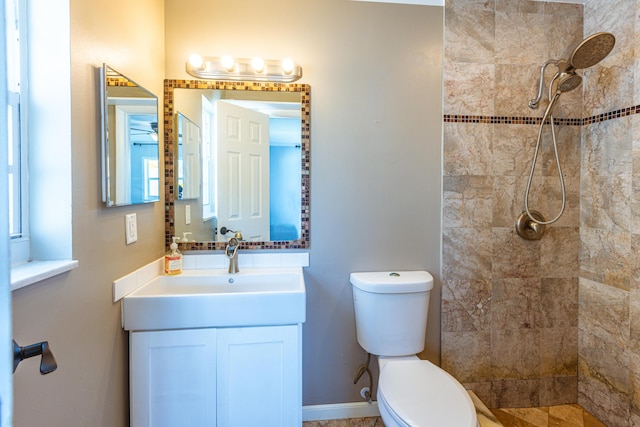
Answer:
[301,404,606,427]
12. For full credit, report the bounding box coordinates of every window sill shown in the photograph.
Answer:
[11,260,79,291]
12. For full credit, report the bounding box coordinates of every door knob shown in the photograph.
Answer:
[13,340,57,375]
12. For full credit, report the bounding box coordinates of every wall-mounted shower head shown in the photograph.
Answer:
[529,32,615,110]
[558,32,616,74]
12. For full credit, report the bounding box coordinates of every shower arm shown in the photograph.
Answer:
[528,59,561,109]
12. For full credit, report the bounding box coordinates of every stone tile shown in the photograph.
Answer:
[349,417,383,427]
[579,228,631,291]
[539,125,581,178]
[539,377,578,407]
[540,278,578,329]
[444,7,495,64]
[547,403,583,427]
[442,228,493,282]
[540,328,578,377]
[512,406,549,427]
[492,124,538,177]
[495,0,543,14]
[580,172,632,232]
[578,330,630,406]
[443,176,494,228]
[443,61,495,116]
[491,378,540,408]
[492,175,536,228]
[442,331,492,383]
[539,227,579,279]
[302,420,351,427]
[494,11,547,65]
[578,278,630,345]
[631,289,640,347]
[465,381,492,408]
[443,121,493,176]
[579,377,630,427]
[495,64,541,117]
[492,227,540,279]
[442,279,491,332]
[492,278,541,330]
[491,408,515,426]
[492,329,540,380]
[582,118,632,178]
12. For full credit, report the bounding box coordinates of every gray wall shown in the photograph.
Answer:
[165,0,444,405]
[11,0,165,425]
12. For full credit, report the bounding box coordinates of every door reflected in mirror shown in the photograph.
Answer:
[100,64,160,207]
[165,80,310,250]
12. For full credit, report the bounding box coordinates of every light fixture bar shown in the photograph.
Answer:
[186,55,303,83]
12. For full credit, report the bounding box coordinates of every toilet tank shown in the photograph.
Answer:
[350,271,433,356]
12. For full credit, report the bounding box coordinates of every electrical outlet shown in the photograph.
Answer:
[186,205,191,225]
[125,213,138,245]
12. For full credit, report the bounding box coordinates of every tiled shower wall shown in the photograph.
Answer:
[441,0,583,408]
[579,1,640,425]
[442,0,640,424]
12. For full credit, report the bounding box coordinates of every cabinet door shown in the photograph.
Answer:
[216,325,301,427]
[130,329,217,427]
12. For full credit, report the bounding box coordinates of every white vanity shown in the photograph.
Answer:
[120,264,306,427]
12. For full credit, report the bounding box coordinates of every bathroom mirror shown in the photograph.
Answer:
[164,79,310,250]
[100,64,160,207]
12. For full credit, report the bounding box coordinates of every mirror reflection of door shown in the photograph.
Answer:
[216,100,270,242]
[177,113,201,200]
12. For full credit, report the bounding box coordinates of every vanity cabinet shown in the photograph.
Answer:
[130,324,302,427]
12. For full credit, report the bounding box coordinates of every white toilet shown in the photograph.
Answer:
[351,271,478,427]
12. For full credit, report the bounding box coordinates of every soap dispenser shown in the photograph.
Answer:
[164,236,183,275]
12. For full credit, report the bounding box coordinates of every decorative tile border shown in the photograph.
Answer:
[164,79,311,251]
[444,105,640,126]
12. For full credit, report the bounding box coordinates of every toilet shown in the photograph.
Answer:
[351,271,478,427]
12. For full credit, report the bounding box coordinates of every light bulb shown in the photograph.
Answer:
[188,54,204,69]
[281,58,295,75]
[251,57,265,73]
[221,55,236,71]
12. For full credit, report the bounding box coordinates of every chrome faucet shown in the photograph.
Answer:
[225,236,241,274]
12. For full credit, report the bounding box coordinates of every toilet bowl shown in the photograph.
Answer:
[377,356,477,427]
[350,271,478,427]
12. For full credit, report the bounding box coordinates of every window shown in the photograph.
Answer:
[5,0,28,255]
[5,0,76,290]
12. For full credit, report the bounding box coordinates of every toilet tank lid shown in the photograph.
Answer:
[350,271,434,293]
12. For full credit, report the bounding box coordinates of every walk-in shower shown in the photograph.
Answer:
[515,32,616,241]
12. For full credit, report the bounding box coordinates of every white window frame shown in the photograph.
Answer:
[8,0,77,291]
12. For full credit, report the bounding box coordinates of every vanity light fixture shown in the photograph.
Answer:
[186,54,303,82]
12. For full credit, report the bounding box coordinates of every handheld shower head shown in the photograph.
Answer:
[542,71,582,119]
[556,72,582,93]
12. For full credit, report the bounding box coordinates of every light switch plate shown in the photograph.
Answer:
[125,213,138,245]
[186,205,191,225]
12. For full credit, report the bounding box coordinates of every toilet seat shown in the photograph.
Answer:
[377,359,477,427]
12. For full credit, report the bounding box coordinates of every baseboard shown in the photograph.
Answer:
[302,401,380,421]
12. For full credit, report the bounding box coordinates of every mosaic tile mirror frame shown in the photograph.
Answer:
[164,79,310,250]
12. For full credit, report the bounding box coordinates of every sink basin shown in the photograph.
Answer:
[122,267,306,331]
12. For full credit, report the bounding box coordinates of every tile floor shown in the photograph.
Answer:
[302,404,607,427]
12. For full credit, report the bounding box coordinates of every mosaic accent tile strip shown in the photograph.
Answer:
[163,79,311,251]
[444,104,640,126]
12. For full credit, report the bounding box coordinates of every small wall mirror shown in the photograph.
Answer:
[100,64,160,207]
[164,80,310,250]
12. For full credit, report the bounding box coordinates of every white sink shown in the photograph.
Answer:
[122,267,306,331]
